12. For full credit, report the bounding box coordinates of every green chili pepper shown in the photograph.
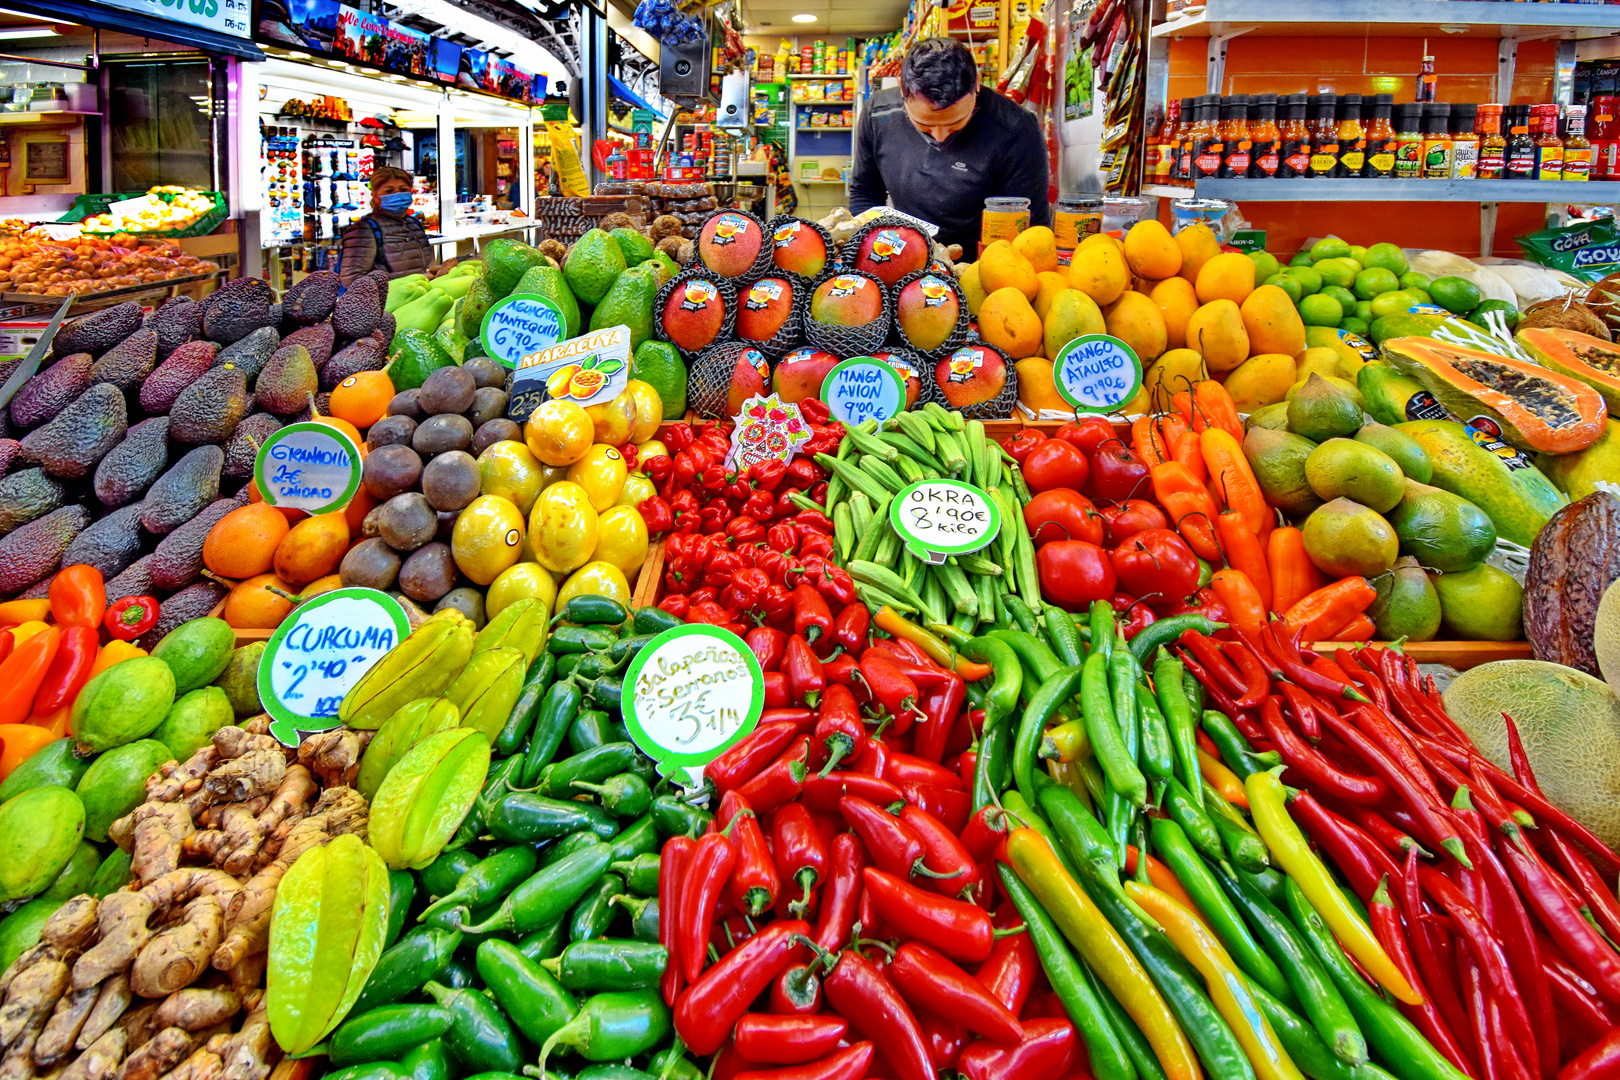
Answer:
[1002,789,1082,882]
[611,895,660,943]
[582,675,622,712]
[523,678,583,787]
[557,653,584,677]
[543,830,605,866]
[606,815,658,862]
[611,854,661,896]
[549,625,619,653]
[609,634,656,663]
[419,847,480,899]
[475,938,578,1048]
[651,795,712,838]
[1128,615,1227,665]
[1286,880,1468,1080]
[1080,653,1146,808]
[328,1004,455,1066]
[353,927,462,1013]
[1240,866,1288,908]
[540,742,639,796]
[997,864,1137,1080]
[1153,648,1204,810]
[519,919,568,963]
[1080,954,1170,1080]
[542,939,668,991]
[568,709,617,755]
[450,755,524,849]
[1106,650,1145,863]
[987,628,1065,685]
[1148,817,1293,1005]
[1129,813,1150,885]
[1210,860,1366,1067]
[973,713,1012,813]
[399,1039,451,1080]
[1160,777,1223,862]
[419,846,538,928]
[961,636,1022,730]
[1201,711,1281,778]
[423,980,525,1074]
[646,1046,704,1080]
[1043,604,1085,666]
[438,959,477,990]
[1201,781,1272,873]
[494,653,556,757]
[1036,785,1126,900]
[1090,600,1115,664]
[554,596,629,626]
[574,772,652,818]
[1016,664,1087,808]
[634,607,683,635]
[572,650,628,680]
[459,841,614,936]
[570,872,625,942]
[1002,594,1041,636]
[319,1063,409,1080]
[537,989,672,1073]
[384,870,415,948]
[575,1068,658,1080]
[1136,684,1176,782]
[488,792,619,843]
[1251,986,1395,1080]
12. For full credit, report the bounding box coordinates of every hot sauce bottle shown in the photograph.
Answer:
[1362,93,1395,177]
[1335,93,1365,176]
[1476,104,1506,179]
[1248,93,1280,177]
[1393,102,1424,179]
[1307,93,1339,178]
[1564,103,1593,181]
[1533,104,1564,180]
[1278,94,1311,178]
[1449,103,1479,179]
[1220,95,1252,178]
[1153,99,1181,186]
[1504,104,1536,179]
[1173,96,1197,181]
[1420,103,1453,179]
[1191,96,1224,180]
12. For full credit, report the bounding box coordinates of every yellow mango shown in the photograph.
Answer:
[1296,346,1344,382]
[1069,243,1129,307]
[1195,252,1257,305]
[1078,233,1123,253]
[1144,348,1208,411]
[1033,271,1072,321]
[1150,277,1200,351]
[1043,289,1107,360]
[1175,223,1222,284]
[1240,284,1307,357]
[1123,219,1183,279]
[979,287,1044,360]
[1015,357,1069,413]
[1104,291,1168,365]
[1013,226,1060,273]
[1223,353,1298,413]
[980,240,1039,299]
[960,262,988,317]
[1184,299,1250,372]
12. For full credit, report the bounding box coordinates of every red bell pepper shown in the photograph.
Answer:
[791,584,832,644]
[861,867,995,963]
[821,949,934,1080]
[104,595,159,642]
[798,532,834,560]
[676,825,738,982]
[733,736,810,812]
[660,594,692,620]
[889,941,1022,1043]
[770,963,823,1014]
[782,635,824,705]
[829,604,868,657]
[733,1013,848,1066]
[773,801,828,918]
[812,831,866,953]
[660,836,694,1006]
[33,625,99,716]
[665,423,694,451]
[957,1018,1077,1080]
[674,920,810,1056]
[638,496,674,534]
[0,626,60,726]
[720,790,781,917]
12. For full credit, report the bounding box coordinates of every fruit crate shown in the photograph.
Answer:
[57,191,228,239]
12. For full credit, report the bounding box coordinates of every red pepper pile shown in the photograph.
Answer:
[1188,636,1620,1080]
[659,620,1090,1080]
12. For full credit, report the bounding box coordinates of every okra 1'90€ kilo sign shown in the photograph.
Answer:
[622,625,765,792]
[889,478,1003,565]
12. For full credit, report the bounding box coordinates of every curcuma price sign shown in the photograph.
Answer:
[889,479,1002,564]
[622,625,764,792]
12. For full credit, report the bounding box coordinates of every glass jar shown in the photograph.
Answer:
[1420,103,1453,179]
[1449,103,1479,179]
[1476,104,1506,179]
[1053,194,1104,257]
[1533,104,1564,180]
[1190,96,1224,180]
[1591,95,1619,180]
[1219,95,1252,178]
[981,197,1030,246]
[1505,105,1536,179]
[1335,93,1365,176]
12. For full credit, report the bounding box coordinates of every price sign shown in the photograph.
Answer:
[480,293,568,369]
[888,478,1002,565]
[822,357,905,426]
[1052,334,1143,415]
[253,422,362,514]
[258,588,411,746]
[622,625,764,791]
[506,324,631,424]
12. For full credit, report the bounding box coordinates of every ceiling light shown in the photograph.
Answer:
[0,25,64,39]
[792,12,816,21]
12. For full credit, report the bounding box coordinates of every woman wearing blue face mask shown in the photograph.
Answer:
[339,166,449,285]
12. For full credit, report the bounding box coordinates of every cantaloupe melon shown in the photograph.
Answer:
[1444,659,1620,848]
[1597,579,1620,696]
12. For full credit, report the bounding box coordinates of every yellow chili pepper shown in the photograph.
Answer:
[873,607,991,681]
[89,639,146,678]
[0,599,51,626]
[1126,881,1305,1080]
[1042,720,1089,763]
[1198,748,1248,808]
[1047,760,1093,810]
[1006,828,1203,1080]
[1246,771,1422,1006]
[9,620,48,644]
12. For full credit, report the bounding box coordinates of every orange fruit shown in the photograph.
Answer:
[344,485,377,537]
[311,413,364,453]
[247,479,309,525]
[272,512,350,587]
[204,502,291,579]
[222,573,296,629]
[330,370,394,428]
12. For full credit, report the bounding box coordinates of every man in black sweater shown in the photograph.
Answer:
[849,37,1051,255]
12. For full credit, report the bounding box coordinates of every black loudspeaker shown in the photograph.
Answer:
[660,33,710,102]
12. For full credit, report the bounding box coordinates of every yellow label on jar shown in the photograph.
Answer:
[981,209,1029,246]
[1053,210,1102,251]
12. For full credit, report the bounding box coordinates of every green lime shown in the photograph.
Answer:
[1409,288,1432,305]
[1314,258,1357,289]
[1249,251,1281,282]
[1265,273,1304,304]
[1364,242,1409,275]
[1353,267,1401,300]
[1348,245,1369,265]
[1355,300,1374,322]
[1310,236,1352,262]
[1369,289,1422,319]
[1398,271,1432,291]
[1340,316,1370,337]
[1469,299,1522,331]
[1428,275,1483,315]
[1299,292,1344,327]
[1322,285,1358,313]
[1289,252,1314,267]
[1283,266,1323,295]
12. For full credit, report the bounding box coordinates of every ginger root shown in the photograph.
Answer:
[60,1029,123,1080]
[216,1005,268,1080]
[33,987,96,1068]
[126,805,194,886]
[73,978,128,1055]
[150,993,235,1036]
[114,1029,191,1080]
[130,898,222,1002]
[0,961,67,1050]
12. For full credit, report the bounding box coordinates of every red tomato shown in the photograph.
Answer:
[1022,440,1090,494]
[1003,429,1047,463]
[1100,499,1169,545]
[1085,441,1150,504]
[1024,489,1105,547]
[1036,541,1116,608]
[1110,593,1157,641]
[1053,416,1118,459]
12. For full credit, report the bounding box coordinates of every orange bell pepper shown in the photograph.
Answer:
[0,626,60,726]
[1173,429,1207,483]
[89,639,145,678]
[49,564,106,629]
[1132,416,1172,467]
[1150,462,1222,562]
[0,723,56,779]
[1201,428,1267,534]
[1215,510,1272,610]
[1210,568,1267,634]
[1282,577,1379,641]
[1267,525,1322,615]
[0,599,50,626]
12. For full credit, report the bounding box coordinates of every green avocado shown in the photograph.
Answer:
[589,265,659,348]
[513,265,583,339]
[610,228,654,267]
[564,230,627,306]
[389,329,455,392]
[71,656,176,754]
[76,739,173,843]
[484,239,549,299]
[151,616,235,694]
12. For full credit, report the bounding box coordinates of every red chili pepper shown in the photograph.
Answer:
[811,832,866,953]
[677,826,738,983]
[718,791,781,917]
[733,1013,848,1068]
[748,458,788,491]
[674,920,811,1056]
[957,1018,1077,1080]
[660,836,694,1006]
[1369,875,1478,1079]
[857,653,923,733]
[783,635,825,706]
[1273,679,1322,743]
[1543,955,1616,1049]
[840,795,931,878]
[1397,846,1478,1066]
[1287,789,1402,902]
[763,672,789,709]
[1350,703,1445,808]
[791,584,833,646]
[815,682,864,776]
[773,801,828,919]
[1221,639,1270,710]
[734,736,810,812]
[1559,1024,1620,1080]
[899,804,977,895]
[643,453,674,481]
[730,518,768,545]
[959,808,1009,866]
[732,568,770,612]
[33,625,99,717]
[801,771,903,813]
[890,941,1022,1042]
[914,674,965,765]
[638,496,674,533]
[786,457,821,488]
[666,423,695,451]
[770,963,823,1015]
[822,653,857,688]
[1179,629,1246,697]
[660,594,692,620]
[1498,834,1620,1008]
[830,604,868,657]
[104,595,159,641]
[975,906,1038,1017]
[821,948,934,1080]
[886,750,966,791]
[760,708,817,734]
[1179,649,1250,721]
[1260,696,1388,806]
[917,1009,969,1071]
[1544,829,1620,948]
[864,647,952,690]
[862,868,994,963]
[1316,706,1467,864]
[799,532,833,560]
[1264,623,1371,704]
[1333,648,1391,711]
[746,627,787,673]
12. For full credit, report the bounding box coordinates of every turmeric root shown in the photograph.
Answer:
[33,987,96,1068]
[115,1007,156,1056]
[296,730,364,788]
[151,992,237,1035]
[155,1043,222,1080]
[143,747,219,806]
[0,951,52,1002]
[74,977,128,1054]
[124,804,194,886]
[71,895,151,993]
[216,1004,268,1080]
[201,754,283,807]
[0,1014,46,1080]
[114,1030,192,1080]
[41,900,98,955]
[0,961,67,1050]
[130,898,223,1000]
[61,1029,124,1080]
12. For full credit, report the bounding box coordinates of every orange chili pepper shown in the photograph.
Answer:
[1282,577,1379,641]
[1267,524,1322,615]
[1124,845,1204,918]
[1170,390,1195,424]
[1172,429,1207,483]
[1198,747,1249,809]
[1215,510,1272,610]
[1132,416,1171,467]
[1190,380,1244,440]
[1210,568,1267,634]
[1201,428,1267,534]
[0,723,56,779]
[49,564,105,629]
[1329,614,1377,642]
[1151,462,1222,563]
[0,626,59,727]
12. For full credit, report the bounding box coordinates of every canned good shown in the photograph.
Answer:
[1169,197,1235,240]
[981,196,1030,247]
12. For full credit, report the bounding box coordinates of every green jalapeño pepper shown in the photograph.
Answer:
[568,708,617,755]
[611,895,660,942]
[554,596,629,626]
[494,652,556,758]
[542,939,668,992]
[543,830,605,867]
[651,795,712,838]
[522,678,583,787]
[606,815,659,863]
[450,755,524,849]
[549,625,618,653]
[488,791,619,843]
[459,841,614,936]
[518,919,567,963]
[610,854,660,896]
[537,988,672,1073]
[634,606,683,635]
[419,845,538,928]
[475,938,577,1048]
[423,981,525,1074]
[573,772,652,819]
[353,926,462,1014]
[327,1004,454,1066]
[569,872,625,942]
[399,1039,451,1080]
[419,847,480,899]
[542,742,641,797]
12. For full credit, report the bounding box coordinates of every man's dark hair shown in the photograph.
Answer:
[900,37,978,110]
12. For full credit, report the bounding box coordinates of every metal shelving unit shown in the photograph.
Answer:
[1144,178,1620,201]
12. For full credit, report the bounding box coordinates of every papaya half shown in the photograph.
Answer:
[1382,335,1608,455]
[1515,326,1620,416]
